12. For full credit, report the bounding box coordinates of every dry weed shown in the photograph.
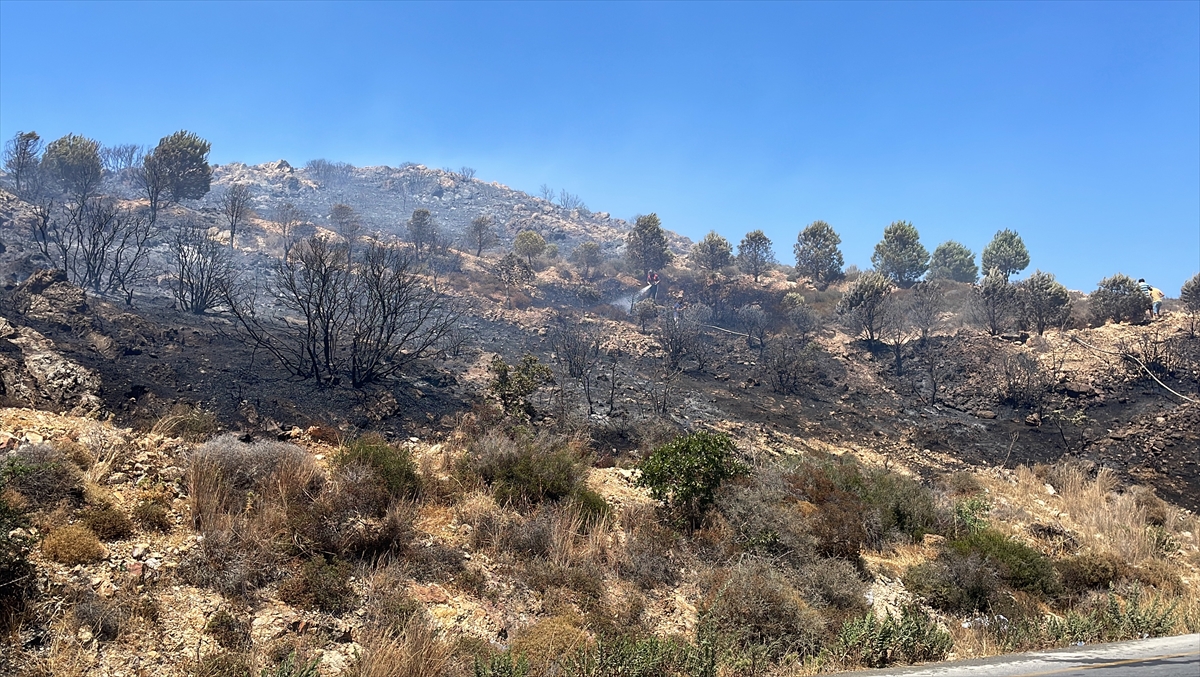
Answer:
[348,618,459,677]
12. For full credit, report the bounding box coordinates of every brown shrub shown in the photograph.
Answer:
[1057,551,1130,592]
[1129,559,1185,594]
[3,444,84,508]
[205,609,252,650]
[42,525,105,565]
[511,616,589,676]
[701,560,825,659]
[79,505,132,541]
[277,557,357,614]
[132,500,172,533]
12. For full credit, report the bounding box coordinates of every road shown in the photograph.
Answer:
[840,634,1200,676]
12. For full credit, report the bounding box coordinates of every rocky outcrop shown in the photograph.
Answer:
[0,316,102,416]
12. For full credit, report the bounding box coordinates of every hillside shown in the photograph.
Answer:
[1,163,1198,677]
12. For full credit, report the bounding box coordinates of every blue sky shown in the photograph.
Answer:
[1,1,1197,292]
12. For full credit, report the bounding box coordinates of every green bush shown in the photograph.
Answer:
[1089,274,1150,325]
[565,636,697,677]
[336,434,420,500]
[570,487,610,527]
[468,431,588,507]
[475,652,531,677]
[903,554,1001,613]
[948,529,1060,597]
[277,557,357,614]
[637,431,747,525]
[832,605,952,668]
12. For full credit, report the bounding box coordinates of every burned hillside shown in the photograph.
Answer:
[1,137,1198,677]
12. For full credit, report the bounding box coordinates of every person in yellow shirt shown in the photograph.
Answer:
[1149,286,1165,319]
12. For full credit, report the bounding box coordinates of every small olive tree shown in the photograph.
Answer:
[1089,274,1150,326]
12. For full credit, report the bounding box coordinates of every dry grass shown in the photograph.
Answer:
[42,525,105,565]
[348,618,461,677]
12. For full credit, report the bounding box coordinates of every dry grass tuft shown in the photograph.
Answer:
[348,618,460,677]
[42,525,105,565]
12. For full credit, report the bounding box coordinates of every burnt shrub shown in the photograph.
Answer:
[2,444,84,508]
[79,505,133,541]
[42,524,105,565]
[466,430,588,507]
[701,560,825,660]
[335,434,421,500]
[278,556,357,614]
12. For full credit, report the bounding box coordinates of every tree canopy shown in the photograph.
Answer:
[981,229,1030,279]
[793,220,844,289]
[1019,270,1071,335]
[625,213,673,275]
[871,221,929,287]
[928,241,978,283]
[146,130,212,203]
[514,230,547,266]
[41,133,102,199]
[737,230,776,282]
[570,241,603,278]
[691,231,733,273]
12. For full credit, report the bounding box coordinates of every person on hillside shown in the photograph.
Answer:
[1138,278,1152,296]
[647,270,660,302]
[1150,286,1165,319]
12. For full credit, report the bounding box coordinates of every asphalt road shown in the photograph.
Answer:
[840,634,1200,676]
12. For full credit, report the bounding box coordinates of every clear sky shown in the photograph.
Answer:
[2,1,1197,292]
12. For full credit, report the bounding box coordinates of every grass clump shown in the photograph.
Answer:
[132,497,173,532]
[42,524,105,565]
[467,430,589,507]
[278,556,357,614]
[510,616,590,674]
[79,505,133,541]
[191,651,254,677]
[335,434,421,500]
[2,444,84,509]
[993,586,1178,652]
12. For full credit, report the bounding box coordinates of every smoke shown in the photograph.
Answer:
[611,285,653,313]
